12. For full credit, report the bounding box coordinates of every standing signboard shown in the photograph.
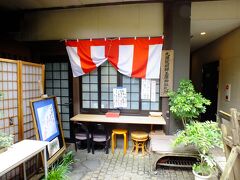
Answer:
[30,96,66,166]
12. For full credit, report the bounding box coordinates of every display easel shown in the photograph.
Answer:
[30,91,66,166]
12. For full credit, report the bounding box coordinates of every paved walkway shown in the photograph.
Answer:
[68,146,194,180]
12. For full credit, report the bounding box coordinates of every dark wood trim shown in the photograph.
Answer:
[79,76,83,112]
[17,0,215,13]
[97,68,102,112]
[139,78,142,111]
[68,62,74,140]
[23,1,162,13]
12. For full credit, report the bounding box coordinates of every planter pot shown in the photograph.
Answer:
[0,147,8,154]
[193,170,212,180]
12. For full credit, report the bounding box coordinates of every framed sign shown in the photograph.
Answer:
[30,96,66,166]
[160,50,174,97]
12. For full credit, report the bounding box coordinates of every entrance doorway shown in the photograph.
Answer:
[202,61,219,121]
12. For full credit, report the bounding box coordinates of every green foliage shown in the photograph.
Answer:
[45,163,70,180]
[193,162,212,176]
[43,151,74,180]
[168,80,211,127]
[0,131,14,148]
[61,151,74,166]
[173,121,222,176]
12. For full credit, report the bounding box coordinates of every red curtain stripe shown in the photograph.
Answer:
[65,37,164,79]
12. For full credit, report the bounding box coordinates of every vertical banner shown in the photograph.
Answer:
[160,50,174,97]
[141,79,151,100]
[113,87,127,108]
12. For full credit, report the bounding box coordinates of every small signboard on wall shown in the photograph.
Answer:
[141,79,157,102]
[160,50,174,97]
[113,87,127,108]
[30,96,66,166]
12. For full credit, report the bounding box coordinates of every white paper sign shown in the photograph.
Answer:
[141,79,151,100]
[48,137,60,157]
[37,104,59,141]
[151,80,156,102]
[113,87,127,108]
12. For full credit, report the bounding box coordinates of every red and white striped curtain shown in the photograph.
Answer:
[65,36,163,79]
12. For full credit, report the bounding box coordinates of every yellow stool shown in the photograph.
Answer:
[131,131,148,155]
[111,129,128,155]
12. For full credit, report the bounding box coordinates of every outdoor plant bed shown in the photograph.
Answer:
[173,121,223,180]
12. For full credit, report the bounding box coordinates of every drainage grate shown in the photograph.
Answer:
[157,156,198,168]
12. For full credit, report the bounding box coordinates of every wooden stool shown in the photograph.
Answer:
[131,131,148,155]
[111,129,128,155]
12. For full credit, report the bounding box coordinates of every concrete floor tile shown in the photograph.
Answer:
[67,144,194,180]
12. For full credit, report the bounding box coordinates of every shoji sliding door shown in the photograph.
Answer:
[45,62,72,140]
[0,59,19,142]
[0,59,45,179]
[0,59,20,179]
[20,62,45,140]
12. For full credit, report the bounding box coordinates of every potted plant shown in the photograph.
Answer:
[0,131,14,153]
[168,79,211,127]
[173,121,222,180]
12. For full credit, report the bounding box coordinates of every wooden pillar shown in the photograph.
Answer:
[163,1,191,134]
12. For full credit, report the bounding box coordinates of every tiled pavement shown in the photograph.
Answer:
[68,146,195,180]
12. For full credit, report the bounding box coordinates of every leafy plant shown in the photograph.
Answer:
[0,131,14,148]
[173,121,222,176]
[168,79,211,127]
[43,151,74,180]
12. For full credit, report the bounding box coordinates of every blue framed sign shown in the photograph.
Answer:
[33,98,60,141]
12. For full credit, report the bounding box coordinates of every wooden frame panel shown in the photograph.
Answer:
[0,58,19,143]
[20,61,45,140]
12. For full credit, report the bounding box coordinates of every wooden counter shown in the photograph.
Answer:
[70,114,166,125]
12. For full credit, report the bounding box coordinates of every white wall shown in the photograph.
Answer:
[18,3,163,41]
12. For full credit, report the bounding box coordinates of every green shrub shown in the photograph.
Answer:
[168,79,211,127]
[173,121,222,176]
[43,151,74,180]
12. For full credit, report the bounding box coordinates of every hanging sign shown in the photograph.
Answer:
[141,79,151,100]
[141,79,157,101]
[113,87,127,108]
[160,50,174,97]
